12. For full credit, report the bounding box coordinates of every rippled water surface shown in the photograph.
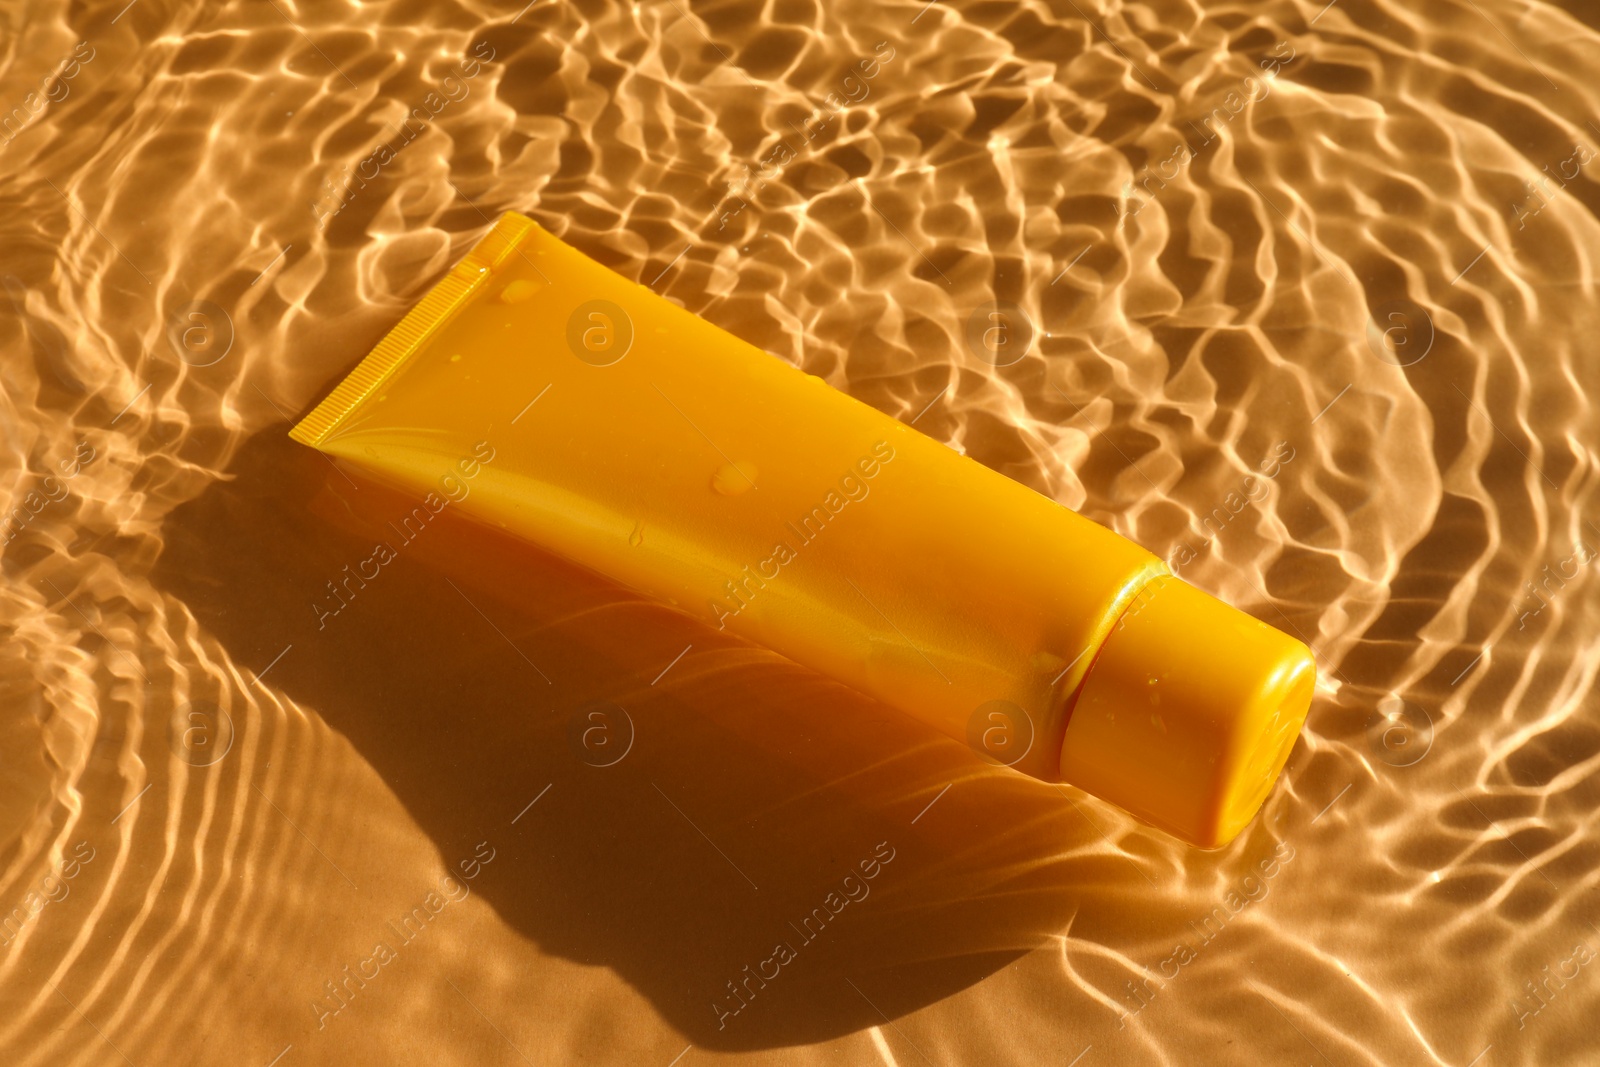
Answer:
[3,0,1599,1063]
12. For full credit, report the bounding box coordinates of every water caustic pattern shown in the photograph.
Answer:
[0,0,1597,1063]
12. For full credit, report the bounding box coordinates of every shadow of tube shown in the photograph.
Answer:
[151,425,1170,1050]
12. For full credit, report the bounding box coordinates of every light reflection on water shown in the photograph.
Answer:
[1,0,1598,1064]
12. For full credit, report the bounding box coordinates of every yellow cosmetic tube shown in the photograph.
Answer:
[290,212,1314,848]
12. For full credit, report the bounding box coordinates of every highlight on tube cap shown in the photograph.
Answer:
[1058,576,1315,849]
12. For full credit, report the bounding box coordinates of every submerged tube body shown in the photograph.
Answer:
[292,212,1314,848]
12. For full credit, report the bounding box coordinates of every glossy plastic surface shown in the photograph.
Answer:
[292,212,1312,846]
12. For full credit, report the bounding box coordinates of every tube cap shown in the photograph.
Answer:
[1059,576,1315,848]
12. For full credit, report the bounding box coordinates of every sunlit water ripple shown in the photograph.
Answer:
[1,0,1598,1064]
